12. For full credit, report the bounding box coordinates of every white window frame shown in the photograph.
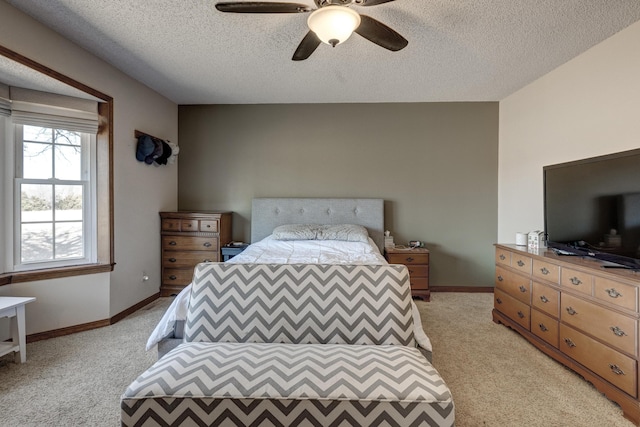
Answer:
[11,124,97,271]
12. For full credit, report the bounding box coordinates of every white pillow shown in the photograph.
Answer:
[273,224,369,243]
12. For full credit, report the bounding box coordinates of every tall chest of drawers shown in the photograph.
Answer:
[160,211,232,296]
[493,244,640,424]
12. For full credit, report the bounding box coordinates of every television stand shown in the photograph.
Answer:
[494,244,640,425]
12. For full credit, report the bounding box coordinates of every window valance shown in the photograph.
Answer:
[0,84,99,133]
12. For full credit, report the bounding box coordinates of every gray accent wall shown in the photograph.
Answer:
[178,103,498,287]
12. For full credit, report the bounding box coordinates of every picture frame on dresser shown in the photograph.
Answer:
[159,211,232,296]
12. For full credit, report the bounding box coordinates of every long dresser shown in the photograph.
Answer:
[160,211,232,297]
[493,243,640,424]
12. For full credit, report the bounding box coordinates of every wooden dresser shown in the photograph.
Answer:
[493,243,640,424]
[160,211,232,296]
[385,247,430,301]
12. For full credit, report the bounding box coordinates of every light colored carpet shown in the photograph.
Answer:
[0,293,635,426]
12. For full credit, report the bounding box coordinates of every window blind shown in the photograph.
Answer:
[8,87,99,134]
[0,82,10,118]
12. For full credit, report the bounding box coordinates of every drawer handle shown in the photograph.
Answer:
[205,224,211,228]
[169,241,177,246]
[203,259,212,263]
[499,254,506,260]
[566,306,577,316]
[605,288,622,298]
[540,295,549,303]
[169,275,177,280]
[540,267,550,275]
[538,323,548,332]
[610,326,627,337]
[203,242,212,248]
[406,257,414,262]
[496,298,503,304]
[497,275,504,282]
[517,311,525,319]
[570,277,582,286]
[517,260,525,267]
[609,364,625,376]
[168,257,176,263]
[564,338,576,348]
[519,286,527,293]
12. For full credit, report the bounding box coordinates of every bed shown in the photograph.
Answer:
[146,197,433,360]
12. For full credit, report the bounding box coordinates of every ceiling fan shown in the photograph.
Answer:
[215,0,408,61]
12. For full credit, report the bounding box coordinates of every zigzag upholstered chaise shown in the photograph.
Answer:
[121,263,455,426]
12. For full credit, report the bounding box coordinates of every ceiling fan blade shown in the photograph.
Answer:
[215,2,312,13]
[359,0,397,6]
[355,14,408,51]
[292,31,322,61]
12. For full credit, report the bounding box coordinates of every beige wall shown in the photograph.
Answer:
[499,20,640,243]
[179,102,498,287]
[0,2,178,333]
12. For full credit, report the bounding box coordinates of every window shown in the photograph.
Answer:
[14,124,96,269]
[0,45,114,283]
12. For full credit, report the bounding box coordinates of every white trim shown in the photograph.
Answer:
[11,124,96,271]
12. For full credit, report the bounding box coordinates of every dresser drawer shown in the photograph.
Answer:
[162,268,195,286]
[161,218,181,232]
[386,252,429,265]
[532,309,559,348]
[560,324,637,397]
[495,289,530,330]
[532,259,560,284]
[532,281,560,318]
[200,219,219,232]
[594,276,638,312]
[162,251,218,267]
[561,267,592,295]
[495,266,530,304]
[495,248,511,266]
[162,236,219,251]
[561,293,637,356]
[511,253,532,275]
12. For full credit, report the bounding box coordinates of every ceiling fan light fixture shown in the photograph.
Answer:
[307,6,361,47]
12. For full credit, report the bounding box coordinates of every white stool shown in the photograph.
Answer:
[0,296,36,363]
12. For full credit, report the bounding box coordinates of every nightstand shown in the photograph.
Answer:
[222,244,249,261]
[384,247,430,301]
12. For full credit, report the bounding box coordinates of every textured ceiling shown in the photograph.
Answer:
[4,0,640,104]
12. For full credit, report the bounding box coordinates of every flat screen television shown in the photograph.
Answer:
[544,148,640,270]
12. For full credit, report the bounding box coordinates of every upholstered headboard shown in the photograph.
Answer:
[251,198,385,252]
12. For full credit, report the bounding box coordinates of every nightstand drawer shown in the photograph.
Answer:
[406,265,428,278]
[386,253,429,265]
[410,277,429,290]
[162,236,218,251]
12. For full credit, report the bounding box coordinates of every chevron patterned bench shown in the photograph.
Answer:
[121,263,454,426]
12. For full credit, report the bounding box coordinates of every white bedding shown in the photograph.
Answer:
[146,236,432,352]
